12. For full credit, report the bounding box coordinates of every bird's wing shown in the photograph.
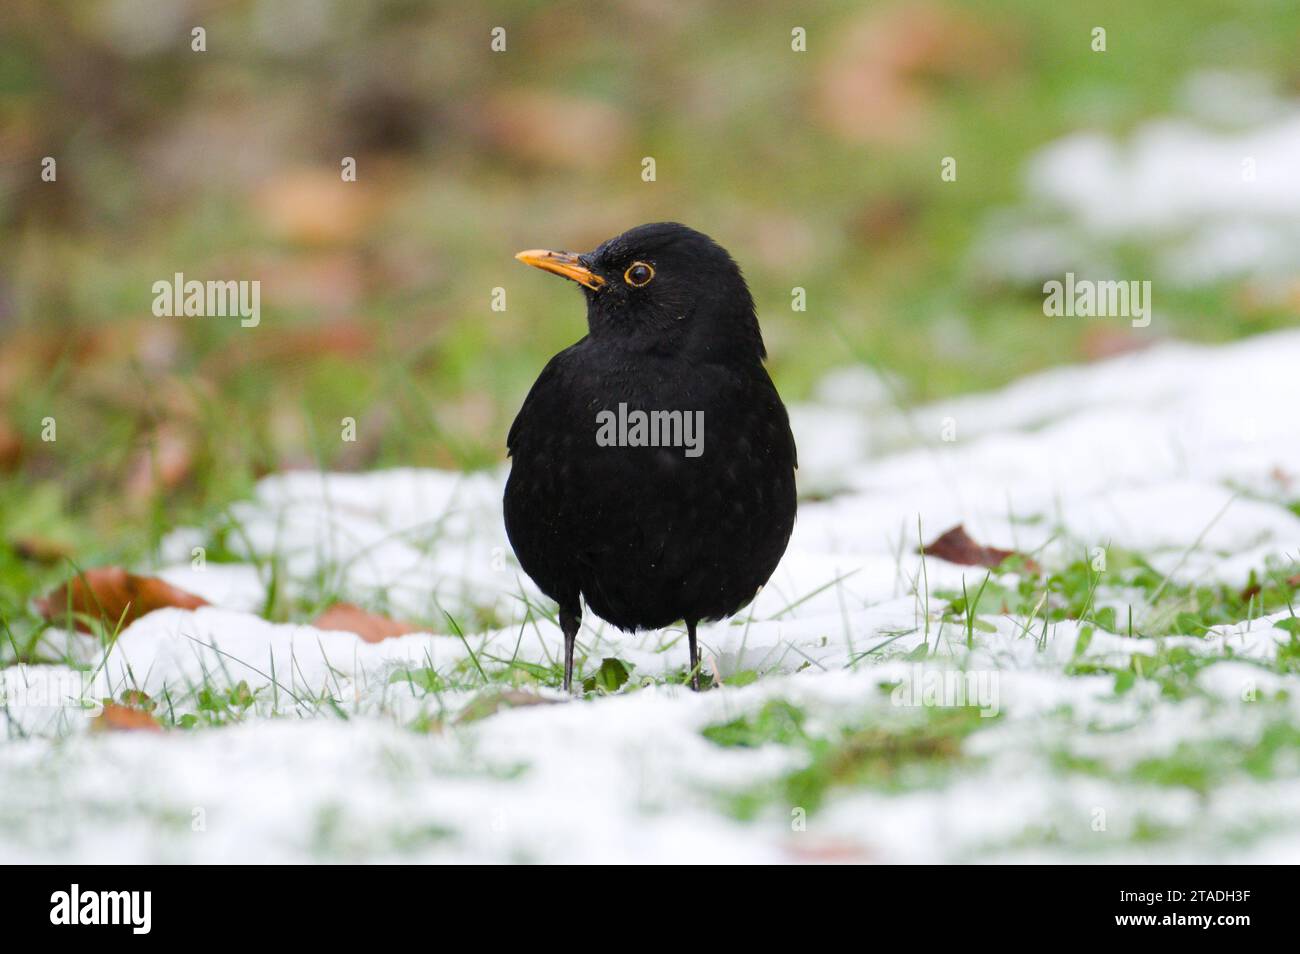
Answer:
[506,342,585,457]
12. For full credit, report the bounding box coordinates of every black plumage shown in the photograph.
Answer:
[504,223,797,691]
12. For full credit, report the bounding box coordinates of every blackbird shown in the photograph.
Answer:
[505,222,797,691]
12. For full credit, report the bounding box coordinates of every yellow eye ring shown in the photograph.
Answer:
[624,262,654,287]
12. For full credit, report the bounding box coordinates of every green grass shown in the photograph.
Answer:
[704,698,992,818]
[939,550,1299,641]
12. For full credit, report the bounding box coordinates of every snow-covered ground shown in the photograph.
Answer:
[4,83,1299,863]
[978,71,1300,298]
[4,323,1297,863]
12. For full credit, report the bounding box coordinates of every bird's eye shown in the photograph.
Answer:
[624,262,654,287]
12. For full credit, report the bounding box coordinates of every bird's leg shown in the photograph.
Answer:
[686,619,701,691]
[559,606,581,694]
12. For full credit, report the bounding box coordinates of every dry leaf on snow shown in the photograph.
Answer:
[94,703,162,733]
[313,602,423,643]
[922,524,1037,571]
[35,567,209,633]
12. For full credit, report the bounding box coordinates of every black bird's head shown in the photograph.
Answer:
[515,222,766,362]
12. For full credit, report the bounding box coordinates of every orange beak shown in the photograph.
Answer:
[514,249,606,291]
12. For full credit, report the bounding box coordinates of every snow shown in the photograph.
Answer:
[980,71,1300,287]
[5,319,1296,862]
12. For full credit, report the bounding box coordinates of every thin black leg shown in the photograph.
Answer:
[559,606,580,694]
[687,619,701,691]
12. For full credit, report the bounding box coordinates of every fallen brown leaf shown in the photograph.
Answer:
[922,524,1037,572]
[36,567,209,633]
[94,703,162,732]
[313,602,423,643]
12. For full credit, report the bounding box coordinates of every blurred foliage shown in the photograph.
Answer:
[1,0,1299,587]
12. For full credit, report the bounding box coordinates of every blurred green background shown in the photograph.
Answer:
[1,0,1298,600]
